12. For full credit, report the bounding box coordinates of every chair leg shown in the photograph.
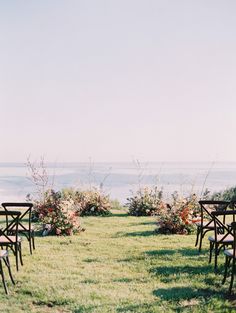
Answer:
[229,259,236,294]
[29,233,33,255]
[3,256,15,285]
[223,256,231,284]
[32,231,35,250]
[15,246,19,271]
[209,242,214,264]
[198,229,204,252]
[19,243,23,266]
[0,259,8,294]
[195,227,200,247]
[214,243,219,271]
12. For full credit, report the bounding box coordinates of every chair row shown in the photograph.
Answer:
[195,200,236,294]
[0,202,35,294]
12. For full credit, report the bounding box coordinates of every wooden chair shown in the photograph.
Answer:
[209,209,236,271]
[0,249,15,294]
[195,200,230,252]
[2,203,35,254]
[222,218,236,294]
[0,210,23,271]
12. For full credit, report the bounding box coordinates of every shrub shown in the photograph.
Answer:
[126,187,164,216]
[34,189,82,236]
[212,186,236,202]
[156,192,200,234]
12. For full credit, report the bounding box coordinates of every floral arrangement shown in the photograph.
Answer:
[34,189,82,236]
[156,192,200,234]
[73,188,111,216]
[126,187,164,216]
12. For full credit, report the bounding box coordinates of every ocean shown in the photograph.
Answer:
[0,162,236,204]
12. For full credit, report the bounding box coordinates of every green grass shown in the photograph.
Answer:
[0,209,236,312]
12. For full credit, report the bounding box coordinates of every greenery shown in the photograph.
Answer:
[1,209,235,312]
[127,187,164,216]
[212,186,236,202]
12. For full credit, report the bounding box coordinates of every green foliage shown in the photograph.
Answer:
[126,187,164,216]
[212,186,236,202]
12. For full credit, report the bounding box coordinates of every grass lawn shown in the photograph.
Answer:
[0,209,235,313]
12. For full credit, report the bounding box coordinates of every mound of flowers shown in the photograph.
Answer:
[126,187,164,216]
[33,189,82,236]
[126,186,202,234]
[156,192,200,234]
[74,189,111,216]
[32,187,112,235]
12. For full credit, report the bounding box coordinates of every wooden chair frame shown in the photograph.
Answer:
[0,210,23,271]
[2,203,35,254]
[209,209,236,271]
[196,200,230,252]
[0,250,15,294]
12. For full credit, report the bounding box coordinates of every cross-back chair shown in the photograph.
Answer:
[2,202,35,254]
[222,219,236,294]
[0,210,23,271]
[195,200,230,252]
[0,249,15,294]
[209,209,236,271]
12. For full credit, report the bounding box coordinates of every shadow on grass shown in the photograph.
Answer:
[75,302,158,313]
[102,213,129,218]
[116,302,156,312]
[153,286,219,301]
[150,264,212,278]
[118,230,156,237]
[145,247,209,258]
[131,221,157,226]
[145,249,176,257]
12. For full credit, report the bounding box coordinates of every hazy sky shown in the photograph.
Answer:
[1,1,236,163]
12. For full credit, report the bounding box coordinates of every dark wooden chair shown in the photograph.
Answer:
[195,200,230,252]
[2,203,35,254]
[0,210,23,271]
[0,249,15,294]
[209,209,236,271]
[222,218,236,294]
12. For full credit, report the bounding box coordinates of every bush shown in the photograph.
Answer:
[156,192,200,235]
[74,189,111,216]
[34,189,82,236]
[126,187,164,216]
[212,186,236,202]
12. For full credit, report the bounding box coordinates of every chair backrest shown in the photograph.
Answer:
[0,210,21,243]
[1,202,33,232]
[211,210,236,243]
[198,200,230,226]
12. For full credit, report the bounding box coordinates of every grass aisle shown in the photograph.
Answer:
[0,210,235,312]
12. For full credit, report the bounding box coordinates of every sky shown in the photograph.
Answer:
[0,0,236,163]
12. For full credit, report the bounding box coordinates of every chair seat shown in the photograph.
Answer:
[10,225,34,231]
[224,249,236,258]
[0,250,8,258]
[208,234,234,243]
[0,236,21,243]
[196,220,215,228]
